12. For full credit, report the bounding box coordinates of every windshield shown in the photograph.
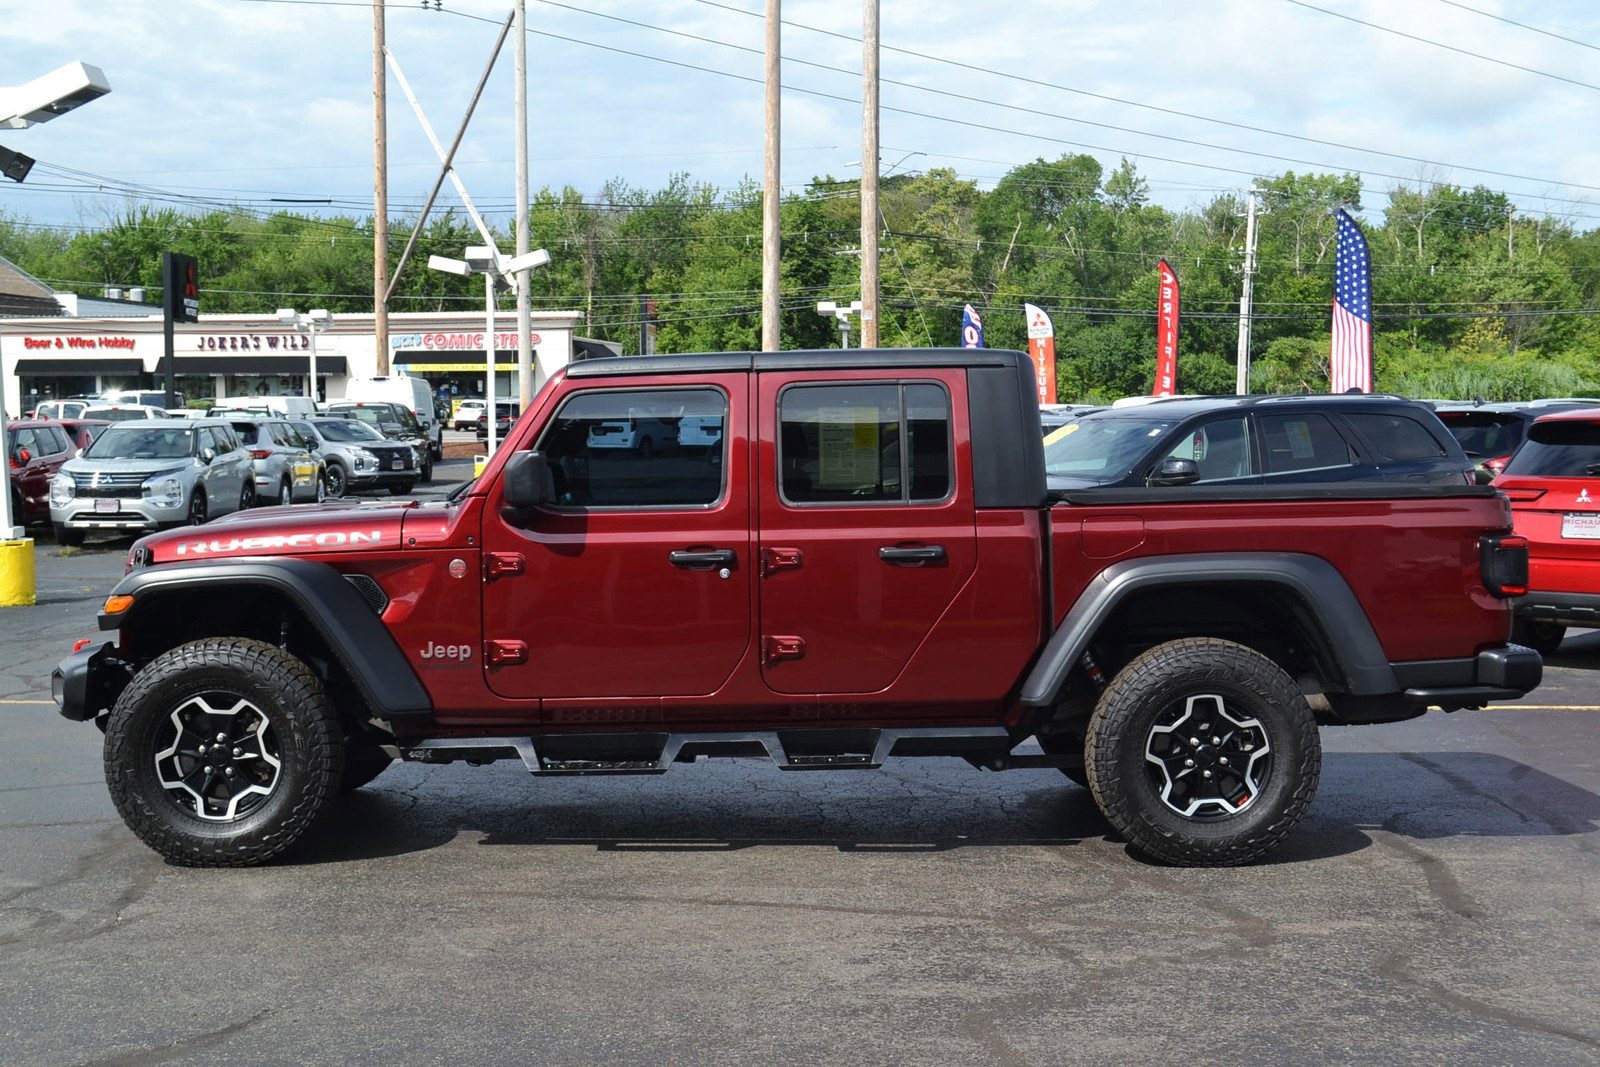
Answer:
[1436,413,1523,458]
[1502,420,1600,477]
[1043,415,1178,483]
[311,419,383,443]
[337,407,400,431]
[83,426,194,460]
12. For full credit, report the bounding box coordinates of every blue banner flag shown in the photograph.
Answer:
[961,304,984,348]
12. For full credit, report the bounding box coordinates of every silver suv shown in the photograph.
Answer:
[289,416,419,497]
[227,418,324,506]
[49,419,255,546]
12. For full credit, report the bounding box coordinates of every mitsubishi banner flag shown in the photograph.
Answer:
[960,304,985,348]
[1153,259,1180,396]
[1331,209,1373,393]
[1023,303,1057,405]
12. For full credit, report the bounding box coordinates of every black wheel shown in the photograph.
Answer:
[420,453,433,483]
[1084,637,1320,867]
[102,638,344,867]
[278,479,293,507]
[1512,619,1565,657]
[187,490,208,526]
[387,481,415,497]
[52,523,85,548]
[239,480,256,512]
[324,463,347,498]
[339,753,394,795]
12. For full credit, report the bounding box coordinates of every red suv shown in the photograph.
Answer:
[7,419,76,525]
[1493,408,1600,653]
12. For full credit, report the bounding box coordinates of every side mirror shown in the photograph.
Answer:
[200,447,217,464]
[1149,457,1200,487]
[502,451,553,511]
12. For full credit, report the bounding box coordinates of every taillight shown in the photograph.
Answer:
[1483,455,1511,475]
[1480,534,1529,598]
[1500,487,1546,502]
[249,449,273,459]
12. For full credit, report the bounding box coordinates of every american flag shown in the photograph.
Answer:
[1330,209,1373,393]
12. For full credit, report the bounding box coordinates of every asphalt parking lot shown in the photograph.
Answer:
[2,502,1598,1063]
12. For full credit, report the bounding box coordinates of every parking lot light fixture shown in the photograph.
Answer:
[278,309,332,404]
[816,300,864,349]
[427,245,550,456]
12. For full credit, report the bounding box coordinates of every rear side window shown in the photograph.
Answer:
[1503,420,1600,477]
[1436,413,1522,458]
[1346,413,1447,462]
[1258,413,1353,473]
[779,382,951,504]
[537,388,727,508]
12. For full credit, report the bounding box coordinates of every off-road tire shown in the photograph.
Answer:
[1084,637,1320,867]
[52,523,85,548]
[103,638,344,867]
[1511,619,1565,657]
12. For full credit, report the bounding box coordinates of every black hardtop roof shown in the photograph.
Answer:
[566,347,1034,379]
[1087,393,1434,420]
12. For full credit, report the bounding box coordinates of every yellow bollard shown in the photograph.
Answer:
[473,454,487,479]
[0,538,36,608]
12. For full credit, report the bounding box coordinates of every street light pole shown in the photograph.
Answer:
[485,270,499,457]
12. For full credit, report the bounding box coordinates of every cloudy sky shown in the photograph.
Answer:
[5,0,1599,233]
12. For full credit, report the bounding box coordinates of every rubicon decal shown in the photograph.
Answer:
[173,530,385,555]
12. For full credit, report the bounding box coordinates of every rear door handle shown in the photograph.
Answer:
[879,545,946,566]
[670,549,736,570]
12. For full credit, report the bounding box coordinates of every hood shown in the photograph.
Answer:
[63,457,198,479]
[131,498,413,566]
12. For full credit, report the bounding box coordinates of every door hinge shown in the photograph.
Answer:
[485,552,525,580]
[761,635,806,664]
[485,639,528,666]
[761,547,804,577]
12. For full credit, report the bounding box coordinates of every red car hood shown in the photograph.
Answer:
[132,499,414,566]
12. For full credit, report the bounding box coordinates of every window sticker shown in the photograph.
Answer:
[817,407,880,488]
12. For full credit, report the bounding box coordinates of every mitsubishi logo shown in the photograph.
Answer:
[1579,488,1593,504]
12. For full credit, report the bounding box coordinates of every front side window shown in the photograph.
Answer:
[779,382,951,504]
[1163,416,1255,482]
[537,388,727,508]
[1258,413,1352,474]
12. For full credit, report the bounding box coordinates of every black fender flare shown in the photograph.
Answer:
[1020,552,1399,707]
[101,557,432,720]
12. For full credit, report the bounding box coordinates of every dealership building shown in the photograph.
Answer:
[0,257,602,415]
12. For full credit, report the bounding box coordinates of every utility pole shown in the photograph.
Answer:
[1235,186,1261,395]
[514,0,533,404]
[373,0,390,374]
[761,0,781,352]
[859,0,880,348]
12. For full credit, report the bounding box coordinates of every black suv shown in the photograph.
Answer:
[324,401,433,482]
[1432,399,1600,483]
[1045,394,1473,491]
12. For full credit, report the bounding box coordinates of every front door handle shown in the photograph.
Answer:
[670,548,736,571]
[879,545,946,566]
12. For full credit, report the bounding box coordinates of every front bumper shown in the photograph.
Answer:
[1394,645,1543,709]
[51,641,123,722]
[1515,590,1600,628]
[52,498,186,532]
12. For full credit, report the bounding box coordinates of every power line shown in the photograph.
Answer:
[1431,0,1600,53]
[1281,0,1600,93]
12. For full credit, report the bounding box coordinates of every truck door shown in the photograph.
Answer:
[479,378,752,699]
[755,370,977,695]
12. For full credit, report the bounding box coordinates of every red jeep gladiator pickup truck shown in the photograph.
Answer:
[53,349,1539,867]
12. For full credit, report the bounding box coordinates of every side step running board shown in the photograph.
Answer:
[401,726,1012,776]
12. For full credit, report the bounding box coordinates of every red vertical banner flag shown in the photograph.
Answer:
[1153,259,1180,396]
[1023,303,1057,405]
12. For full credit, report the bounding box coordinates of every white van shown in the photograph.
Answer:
[340,375,442,460]
[218,395,317,418]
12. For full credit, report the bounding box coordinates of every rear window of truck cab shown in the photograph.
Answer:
[777,382,952,505]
